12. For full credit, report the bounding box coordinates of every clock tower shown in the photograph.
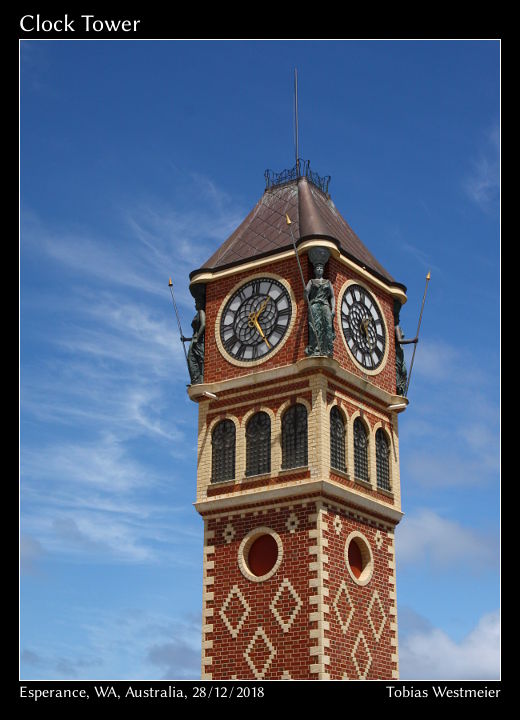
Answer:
[186,161,407,680]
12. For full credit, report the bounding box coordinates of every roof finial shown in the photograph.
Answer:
[294,68,300,177]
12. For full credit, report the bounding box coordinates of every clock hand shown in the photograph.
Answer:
[247,297,270,329]
[253,316,271,349]
[247,309,259,329]
[361,317,375,349]
[256,297,269,318]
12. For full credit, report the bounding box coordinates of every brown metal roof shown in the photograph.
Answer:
[190,176,403,289]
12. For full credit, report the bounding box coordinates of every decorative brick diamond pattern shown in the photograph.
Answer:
[219,584,250,638]
[323,508,399,679]
[352,630,372,679]
[244,626,277,679]
[286,512,299,533]
[223,522,236,544]
[270,577,303,633]
[332,579,354,634]
[367,589,387,642]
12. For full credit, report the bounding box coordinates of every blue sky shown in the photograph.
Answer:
[20,39,500,681]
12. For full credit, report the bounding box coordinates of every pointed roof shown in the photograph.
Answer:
[190,164,405,292]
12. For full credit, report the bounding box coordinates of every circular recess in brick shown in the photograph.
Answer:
[238,527,283,582]
[345,531,374,586]
[248,534,278,577]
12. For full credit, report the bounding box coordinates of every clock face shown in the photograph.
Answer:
[340,284,387,370]
[219,277,292,362]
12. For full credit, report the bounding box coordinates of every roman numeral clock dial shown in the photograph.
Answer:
[218,277,293,364]
[340,283,387,371]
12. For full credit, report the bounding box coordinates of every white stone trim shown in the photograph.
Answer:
[237,526,283,583]
[190,240,408,305]
[195,478,404,524]
[344,530,374,586]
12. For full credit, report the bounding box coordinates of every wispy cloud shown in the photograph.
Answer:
[401,337,499,489]
[21,173,241,570]
[463,124,500,210]
[20,535,46,576]
[396,509,498,571]
[21,607,201,680]
[399,610,500,679]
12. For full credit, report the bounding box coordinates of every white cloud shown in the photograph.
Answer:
[401,337,499,489]
[399,611,500,679]
[463,125,500,210]
[21,607,201,680]
[410,339,462,383]
[403,451,494,488]
[20,535,46,575]
[396,509,497,571]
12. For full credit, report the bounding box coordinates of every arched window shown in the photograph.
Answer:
[375,428,391,491]
[330,406,346,472]
[281,403,308,469]
[246,411,271,476]
[353,417,369,482]
[211,419,235,483]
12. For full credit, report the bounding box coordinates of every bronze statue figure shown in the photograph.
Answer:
[182,295,206,385]
[393,299,417,396]
[305,251,335,357]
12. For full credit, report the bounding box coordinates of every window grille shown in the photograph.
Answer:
[375,428,391,491]
[330,406,346,472]
[353,417,369,482]
[246,411,271,476]
[211,419,235,483]
[281,404,308,469]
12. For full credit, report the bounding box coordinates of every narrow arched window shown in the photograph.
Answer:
[353,417,369,482]
[330,406,346,472]
[211,419,235,483]
[246,411,271,476]
[281,404,308,469]
[376,428,391,491]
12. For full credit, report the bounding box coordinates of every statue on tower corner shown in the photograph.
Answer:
[182,285,206,385]
[393,299,417,396]
[304,247,335,358]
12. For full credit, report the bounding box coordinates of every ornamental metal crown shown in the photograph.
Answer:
[264,158,331,195]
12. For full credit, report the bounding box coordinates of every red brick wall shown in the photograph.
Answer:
[323,507,397,679]
[204,502,315,680]
[203,500,398,680]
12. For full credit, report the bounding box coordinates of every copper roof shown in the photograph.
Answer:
[191,175,404,290]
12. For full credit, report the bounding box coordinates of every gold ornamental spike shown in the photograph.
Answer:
[285,213,292,225]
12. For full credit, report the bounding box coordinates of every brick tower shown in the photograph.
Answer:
[187,162,407,680]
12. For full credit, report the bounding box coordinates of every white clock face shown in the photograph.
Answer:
[219,277,292,362]
[340,284,387,370]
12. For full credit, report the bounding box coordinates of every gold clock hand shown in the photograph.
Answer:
[361,318,375,349]
[253,316,271,349]
[248,297,270,332]
[256,298,269,317]
[248,309,259,328]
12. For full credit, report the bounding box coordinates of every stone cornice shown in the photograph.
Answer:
[193,477,404,526]
[188,355,408,415]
